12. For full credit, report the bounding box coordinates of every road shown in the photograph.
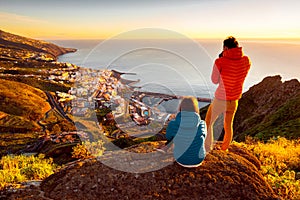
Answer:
[45,91,74,124]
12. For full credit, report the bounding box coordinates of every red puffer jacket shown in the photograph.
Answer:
[211,47,251,100]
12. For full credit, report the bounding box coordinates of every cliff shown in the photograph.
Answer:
[234,75,300,141]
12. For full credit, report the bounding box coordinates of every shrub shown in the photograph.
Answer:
[237,137,300,199]
[0,154,57,189]
[72,140,105,159]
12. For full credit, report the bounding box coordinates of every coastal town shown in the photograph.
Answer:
[1,29,300,200]
[55,68,159,132]
[1,5,300,199]
[0,29,211,139]
[0,39,211,140]
[0,30,177,140]
[0,51,212,139]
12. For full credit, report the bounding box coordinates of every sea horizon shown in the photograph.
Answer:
[52,38,300,99]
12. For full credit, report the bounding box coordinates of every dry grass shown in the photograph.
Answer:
[0,79,50,121]
[72,140,105,159]
[236,137,300,199]
[0,154,58,190]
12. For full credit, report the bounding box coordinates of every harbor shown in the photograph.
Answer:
[55,68,211,138]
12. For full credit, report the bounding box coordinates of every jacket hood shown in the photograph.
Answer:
[175,111,200,128]
[223,47,244,60]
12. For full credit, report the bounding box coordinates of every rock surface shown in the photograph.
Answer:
[1,143,280,200]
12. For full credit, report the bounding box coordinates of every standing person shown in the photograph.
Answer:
[205,36,251,151]
[163,96,207,167]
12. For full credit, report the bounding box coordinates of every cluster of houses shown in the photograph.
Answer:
[56,68,155,128]
[57,68,104,116]
[28,52,55,62]
[128,98,151,125]
[55,68,125,118]
[0,47,54,62]
[47,62,78,85]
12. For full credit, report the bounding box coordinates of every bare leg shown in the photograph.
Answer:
[221,100,238,151]
[205,99,223,152]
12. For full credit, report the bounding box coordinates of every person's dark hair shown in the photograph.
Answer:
[223,36,239,49]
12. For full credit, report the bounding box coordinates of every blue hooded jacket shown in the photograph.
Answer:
[166,111,207,166]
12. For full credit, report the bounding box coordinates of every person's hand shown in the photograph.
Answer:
[218,51,223,58]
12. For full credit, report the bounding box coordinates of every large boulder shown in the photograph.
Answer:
[34,143,279,200]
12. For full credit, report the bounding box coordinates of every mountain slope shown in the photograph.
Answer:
[0,29,77,92]
[0,29,75,60]
[0,30,77,156]
[0,79,50,121]
[234,75,300,141]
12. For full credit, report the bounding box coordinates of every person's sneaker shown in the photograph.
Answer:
[220,147,229,152]
[155,148,166,154]
[155,145,169,154]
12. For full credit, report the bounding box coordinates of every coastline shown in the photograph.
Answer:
[1,30,300,200]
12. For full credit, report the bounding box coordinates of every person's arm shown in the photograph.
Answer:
[165,120,178,141]
[211,60,221,84]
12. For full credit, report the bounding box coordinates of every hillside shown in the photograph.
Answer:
[0,78,51,133]
[0,79,51,154]
[0,29,75,60]
[0,79,50,121]
[0,30,77,156]
[0,29,77,92]
[234,75,300,141]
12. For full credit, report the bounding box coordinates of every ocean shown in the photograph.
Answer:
[52,39,300,101]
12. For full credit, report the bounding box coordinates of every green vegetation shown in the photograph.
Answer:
[232,76,300,142]
[1,29,299,199]
[237,137,300,200]
[238,93,300,141]
[0,154,58,189]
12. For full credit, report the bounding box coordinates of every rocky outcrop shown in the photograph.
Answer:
[1,143,280,200]
[234,75,300,141]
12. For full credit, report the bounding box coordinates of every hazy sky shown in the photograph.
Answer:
[1,0,300,39]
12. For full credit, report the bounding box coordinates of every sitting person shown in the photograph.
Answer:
[158,96,207,167]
